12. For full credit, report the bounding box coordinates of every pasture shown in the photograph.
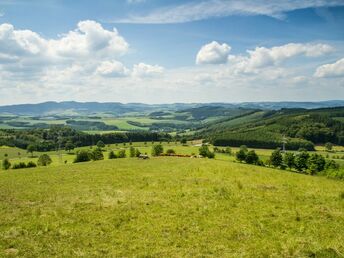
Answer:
[1,158,344,257]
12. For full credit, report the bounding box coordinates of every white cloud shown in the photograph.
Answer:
[243,43,333,69]
[96,60,129,77]
[132,63,164,77]
[127,0,146,4]
[314,58,344,78]
[196,41,231,65]
[116,0,344,24]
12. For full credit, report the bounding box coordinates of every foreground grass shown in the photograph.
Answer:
[1,158,343,257]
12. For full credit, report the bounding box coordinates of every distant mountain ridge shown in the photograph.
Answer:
[0,100,343,116]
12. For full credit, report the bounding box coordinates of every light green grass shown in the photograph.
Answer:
[0,158,343,257]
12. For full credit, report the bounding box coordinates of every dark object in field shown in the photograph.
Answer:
[138,154,150,159]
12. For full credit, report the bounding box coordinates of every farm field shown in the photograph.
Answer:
[1,158,344,257]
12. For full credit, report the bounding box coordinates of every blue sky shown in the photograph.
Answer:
[0,0,344,104]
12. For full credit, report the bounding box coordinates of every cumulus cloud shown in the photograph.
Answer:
[314,58,344,78]
[96,60,129,77]
[0,20,129,74]
[132,63,164,77]
[116,0,344,24]
[242,43,333,70]
[196,41,231,65]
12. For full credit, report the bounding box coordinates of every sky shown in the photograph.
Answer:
[0,0,344,105]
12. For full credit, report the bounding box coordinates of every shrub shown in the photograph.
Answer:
[26,161,37,168]
[307,153,326,175]
[152,144,164,156]
[135,149,141,157]
[74,150,91,163]
[37,154,52,166]
[96,140,105,149]
[2,159,11,170]
[117,150,126,158]
[108,151,117,159]
[12,162,27,169]
[166,149,176,155]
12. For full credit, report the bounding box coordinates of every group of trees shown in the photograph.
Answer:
[0,126,171,152]
[234,145,340,176]
[2,153,52,170]
[235,145,263,165]
[267,148,338,175]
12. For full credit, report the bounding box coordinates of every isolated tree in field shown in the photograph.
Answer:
[65,141,75,153]
[152,144,164,156]
[74,150,91,163]
[2,158,11,170]
[284,152,295,170]
[108,150,117,159]
[129,146,136,157]
[117,149,126,158]
[37,154,52,166]
[325,142,333,152]
[236,149,247,162]
[294,150,310,172]
[97,140,105,149]
[27,144,36,157]
[270,148,283,168]
[199,145,215,158]
[245,150,259,164]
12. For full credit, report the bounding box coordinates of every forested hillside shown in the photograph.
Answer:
[199,107,344,150]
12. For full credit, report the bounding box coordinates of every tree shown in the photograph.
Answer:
[294,150,310,172]
[236,149,247,162]
[129,146,136,158]
[97,140,105,149]
[90,147,104,161]
[2,159,11,170]
[27,144,36,157]
[37,154,52,166]
[325,142,333,152]
[74,150,91,163]
[65,141,75,153]
[270,148,283,168]
[180,138,187,144]
[240,145,248,152]
[225,147,232,155]
[108,151,117,159]
[135,149,141,157]
[245,150,259,164]
[117,149,126,158]
[152,144,164,156]
[284,152,295,170]
[199,145,215,158]
[307,154,325,175]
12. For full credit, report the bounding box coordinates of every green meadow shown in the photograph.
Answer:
[1,158,344,257]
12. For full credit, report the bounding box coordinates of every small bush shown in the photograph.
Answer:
[12,162,27,169]
[26,161,37,168]
[90,147,104,161]
[152,145,164,157]
[117,150,126,158]
[166,149,176,155]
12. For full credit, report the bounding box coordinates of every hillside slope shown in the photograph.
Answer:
[0,158,343,257]
[198,107,344,150]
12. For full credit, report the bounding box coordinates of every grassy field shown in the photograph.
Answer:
[0,158,343,257]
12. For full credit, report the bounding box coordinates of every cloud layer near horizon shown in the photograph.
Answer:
[0,21,343,105]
